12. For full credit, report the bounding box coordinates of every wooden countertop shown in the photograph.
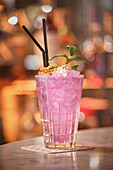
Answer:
[0,127,113,170]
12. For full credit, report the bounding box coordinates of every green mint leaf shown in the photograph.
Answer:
[71,65,80,70]
[70,46,78,56]
[49,66,57,70]
[66,45,70,50]
[69,56,88,64]
[66,45,78,56]
[49,54,69,61]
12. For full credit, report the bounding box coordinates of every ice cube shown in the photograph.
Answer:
[52,67,68,76]
[67,70,80,76]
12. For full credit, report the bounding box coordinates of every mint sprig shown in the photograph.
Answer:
[68,56,88,64]
[71,65,80,70]
[66,45,78,56]
[48,66,57,70]
[49,45,88,71]
[49,54,68,61]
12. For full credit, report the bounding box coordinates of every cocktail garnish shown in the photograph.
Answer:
[68,55,88,63]
[71,65,80,70]
[49,54,68,61]
[48,66,57,70]
[47,63,58,70]
[40,67,52,73]
[49,45,88,70]
[37,45,88,75]
[66,45,78,56]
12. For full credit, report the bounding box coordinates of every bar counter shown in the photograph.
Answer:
[0,127,113,170]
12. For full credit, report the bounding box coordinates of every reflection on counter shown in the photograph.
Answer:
[43,152,78,169]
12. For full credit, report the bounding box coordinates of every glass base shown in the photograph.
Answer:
[21,144,95,154]
[45,142,76,149]
[42,117,79,150]
[44,137,76,150]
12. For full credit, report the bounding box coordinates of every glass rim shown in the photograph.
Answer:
[35,74,84,79]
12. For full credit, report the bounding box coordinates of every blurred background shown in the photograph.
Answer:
[0,0,113,144]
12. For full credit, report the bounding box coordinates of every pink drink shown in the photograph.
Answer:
[35,73,84,149]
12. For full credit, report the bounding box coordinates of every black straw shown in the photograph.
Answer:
[22,25,44,53]
[42,19,49,67]
[22,25,46,67]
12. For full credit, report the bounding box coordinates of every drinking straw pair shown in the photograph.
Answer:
[22,19,49,67]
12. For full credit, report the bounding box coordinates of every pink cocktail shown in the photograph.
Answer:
[35,72,84,149]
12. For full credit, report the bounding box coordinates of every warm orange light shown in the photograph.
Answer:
[58,25,68,35]
[12,80,36,95]
[1,15,14,32]
[105,77,113,88]
[0,42,13,60]
[83,77,103,89]
[1,86,20,142]
[89,75,104,89]
[0,4,4,12]
[15,9,30,28]
[34,112,41,125]
[103,12,112,33]
[81,98,110,110]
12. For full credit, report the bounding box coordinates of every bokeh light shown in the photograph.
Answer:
[41,5,52,13]
[8,16,18,25]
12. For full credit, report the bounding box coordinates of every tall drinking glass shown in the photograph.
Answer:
[35,74,84,149]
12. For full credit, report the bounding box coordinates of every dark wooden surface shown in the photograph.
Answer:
[0,127,113,170]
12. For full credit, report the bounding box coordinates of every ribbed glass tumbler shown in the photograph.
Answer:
[35,75,84,149]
